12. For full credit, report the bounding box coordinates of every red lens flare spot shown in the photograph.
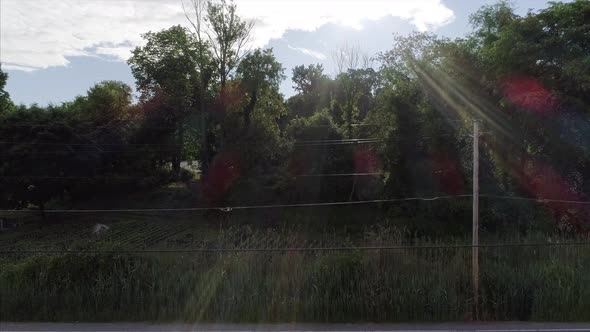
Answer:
[353,146,380,173]
[213,83,247,113]
[515,158,588,232]
[430,153,465,195]
[287,156,310,176]
[201,151,241,204]
[502,75,555,114]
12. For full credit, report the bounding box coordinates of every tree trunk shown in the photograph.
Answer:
[200,84,208,176]
[173,124,184,178]
[347,102,353,138]
[244,90,257,131]
[173,103,185,178]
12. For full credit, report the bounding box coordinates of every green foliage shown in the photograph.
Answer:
[206,0,254,87]
[3,0,590,247]
[0,81,176,212]
[237,48,285,92]
[129,25,200,102]
[287,64,332,119]
[235,48,285,129]
[333,68,378,137]
[291,64,327,95]
[84,81,133,123]
[0,66,14,113]
[1,228,589,322]
[129,25,210,174]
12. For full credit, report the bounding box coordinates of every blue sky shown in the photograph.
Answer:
[1,0,567,106]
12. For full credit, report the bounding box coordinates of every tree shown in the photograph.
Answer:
[469,0,517,49]
[183,0,216,173]
[292,64,326,95]
[183,0,253,173]
[83,81,133,124]
[288,64,332,119]
[333,68,378,137]
[205,0,254,89]
[236,48,284,130]
[0,66,13,113]
[468,0,590,229]
[331,44,371,75]
[128,25,202,175]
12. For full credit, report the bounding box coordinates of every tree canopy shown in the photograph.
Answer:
[1,0,589,234]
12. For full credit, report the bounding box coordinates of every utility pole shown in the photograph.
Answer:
[472,120,480,320]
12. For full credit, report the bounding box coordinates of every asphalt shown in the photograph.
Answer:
[1,322,590,332]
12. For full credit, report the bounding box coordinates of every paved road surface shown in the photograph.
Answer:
[2,322,590,331]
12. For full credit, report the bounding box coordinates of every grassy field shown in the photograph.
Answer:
[1,183,590,323]
[1,225,590,322]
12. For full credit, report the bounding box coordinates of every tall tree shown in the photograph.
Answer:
[0,66,13,113]
[183,0,216,172]
[205,0,254,89]
[128,25,202,175]
[84,81,133,124]
[287,64,332,119]
[236,48,284,130]
[334,68,378,137]
[331,44,371,75]
[291,64,326,95]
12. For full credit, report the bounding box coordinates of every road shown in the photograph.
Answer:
[2,322,590,332]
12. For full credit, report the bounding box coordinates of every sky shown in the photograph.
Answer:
[0,0,568,106]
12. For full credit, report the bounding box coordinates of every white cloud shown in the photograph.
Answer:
[287,45,327,60]
[1,0,454,71]
[2,64,37,72]
[241,0,455,45]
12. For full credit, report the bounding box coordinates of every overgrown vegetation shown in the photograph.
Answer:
[1,0,590,323]
[1,1,589,233]
[1,227,589,322]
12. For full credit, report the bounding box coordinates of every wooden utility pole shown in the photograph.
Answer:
[472,120,480,320]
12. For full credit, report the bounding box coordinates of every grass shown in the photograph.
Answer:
[1,225,590,322]
[1,183,589,322]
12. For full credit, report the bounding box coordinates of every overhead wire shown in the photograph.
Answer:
[0,172,384,181]
[2,241,590,254]
[0,194,473,213]
[2,194,590,214]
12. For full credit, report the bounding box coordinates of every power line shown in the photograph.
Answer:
[0,123,177,130]
[0,149,177,156]
[1,138,384,147]
[294,138,383,144]
[0,172,384,181]
[307,124,378,128]
[1,194,588,214]
[480,194,590,205]
[0,194,473,213]
[2,241,589,254]
[295,172,385,177]
[295,139,386,146]
[0,131,467,151]
[0,141,179,147]
[0,175,158,180]
[293,133,463,146]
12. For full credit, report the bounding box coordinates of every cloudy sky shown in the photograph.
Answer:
[1,0,566,105]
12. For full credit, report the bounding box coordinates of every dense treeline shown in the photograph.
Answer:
[1,0,589,235]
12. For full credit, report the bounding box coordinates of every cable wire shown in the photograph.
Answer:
[2,194,589,214]
[0,194,473,213]
[2,241,590,254]
[480,194,590,205]
[295,172,385,177]
[0,172,382,181]
[0,141,179,147]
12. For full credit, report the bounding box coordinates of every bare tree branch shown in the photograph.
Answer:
[331,44,371,75]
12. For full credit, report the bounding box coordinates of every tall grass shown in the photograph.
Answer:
[2,225,590,323]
